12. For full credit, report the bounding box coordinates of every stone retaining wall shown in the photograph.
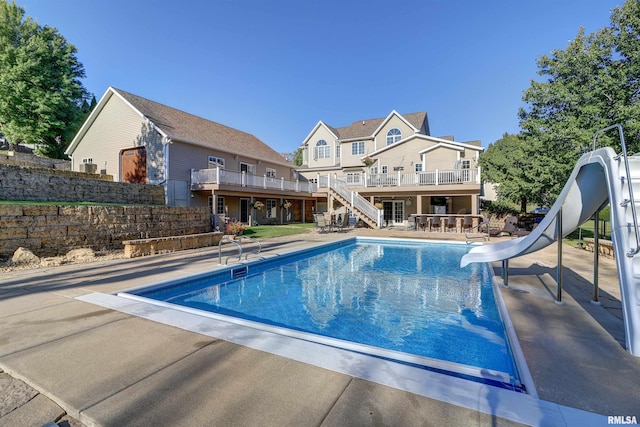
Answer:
[0,163,165,205]
[0,150,70,170]
[123,232,223,258]
[582,237,615,258]
[0,205,212,258]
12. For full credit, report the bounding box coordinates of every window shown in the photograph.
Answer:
[387,128,401,145]
[266,199,277,218]
[217,196,225,215]
[370,166,378,174]
[346,172,361,185]
[208,156,225,169]
[381,165,388,174]
[462,160,471,169]
[266,168,277,178]
[313,140,330,159]
[415,163,423,172]
[82,157,93,164]
[351,141,365,155]
[240,162,256,174]
[336,145,341,158]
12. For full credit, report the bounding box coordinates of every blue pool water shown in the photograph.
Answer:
[128,238,521,388]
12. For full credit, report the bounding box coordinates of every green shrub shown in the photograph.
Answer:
[483,201,519,216]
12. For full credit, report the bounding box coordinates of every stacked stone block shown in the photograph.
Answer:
[0,205,212,258]
[0,163,164,205]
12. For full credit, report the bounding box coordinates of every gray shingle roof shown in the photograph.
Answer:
[113,88,289,165]
[330,111,428,140]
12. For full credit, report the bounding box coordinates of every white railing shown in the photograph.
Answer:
[317,169,478,188]
[331,177,383,227]
[191,168,317,193]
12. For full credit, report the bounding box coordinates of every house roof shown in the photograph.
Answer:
[67,87,290,166]
[333,111,428,140]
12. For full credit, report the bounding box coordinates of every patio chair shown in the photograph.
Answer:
[335,213,349,232]
[314,213,330,233]
[498,216,531,237]
[419,217,430,231]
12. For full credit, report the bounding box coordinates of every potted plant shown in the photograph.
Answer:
[374,202,383,209]
[282,200,292,209]
[362,156,374,167]
[251,200,264,211]
[226,221,247,237]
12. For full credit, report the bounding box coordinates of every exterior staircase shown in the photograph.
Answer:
[328,178,382,229]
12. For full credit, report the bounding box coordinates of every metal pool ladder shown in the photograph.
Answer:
[593,123,640,257]
[218,236,262,264]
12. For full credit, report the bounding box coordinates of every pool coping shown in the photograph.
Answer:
[75,236,605,426]
[117,236,524,388]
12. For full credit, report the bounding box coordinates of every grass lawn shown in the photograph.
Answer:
[242,223,315,239]
[565,218,612,247]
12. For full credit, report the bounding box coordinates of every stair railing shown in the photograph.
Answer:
[330,178,382,227]
[593,124,640,257]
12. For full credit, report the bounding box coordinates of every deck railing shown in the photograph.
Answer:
[318,168,478,189]
[191,168,317,193]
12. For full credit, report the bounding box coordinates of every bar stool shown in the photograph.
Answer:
[446,216,457,232]
[430,216,442,232]
[462,216,474,233]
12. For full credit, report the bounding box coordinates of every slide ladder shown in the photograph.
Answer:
[461,125,640,356]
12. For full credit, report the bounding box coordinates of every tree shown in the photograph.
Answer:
[292,147,303,166]
[517,0,640,201]
[0,0,90,158]
[479,133,549,210]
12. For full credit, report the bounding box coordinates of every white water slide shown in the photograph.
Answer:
[461,125,640,356]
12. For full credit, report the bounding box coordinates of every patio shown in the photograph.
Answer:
[1,228,638,426]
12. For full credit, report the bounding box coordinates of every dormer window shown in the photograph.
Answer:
[313,139,330,159]
[387,128,401,145]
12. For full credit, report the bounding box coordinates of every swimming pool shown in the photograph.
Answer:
[120,237,525,391]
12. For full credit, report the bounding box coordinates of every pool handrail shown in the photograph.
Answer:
[237,235,263,260]
[219,236,242,265]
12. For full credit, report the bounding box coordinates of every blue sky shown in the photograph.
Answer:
[19,0,622,153]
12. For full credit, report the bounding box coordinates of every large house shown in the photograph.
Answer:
[296,110,484,227]
[65,87,316,227]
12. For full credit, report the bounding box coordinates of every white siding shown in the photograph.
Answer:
[305,126,337,168]
[70,93,165,182]
[374,115,415,149]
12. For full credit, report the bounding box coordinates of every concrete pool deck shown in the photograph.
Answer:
[1,228,639,426]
